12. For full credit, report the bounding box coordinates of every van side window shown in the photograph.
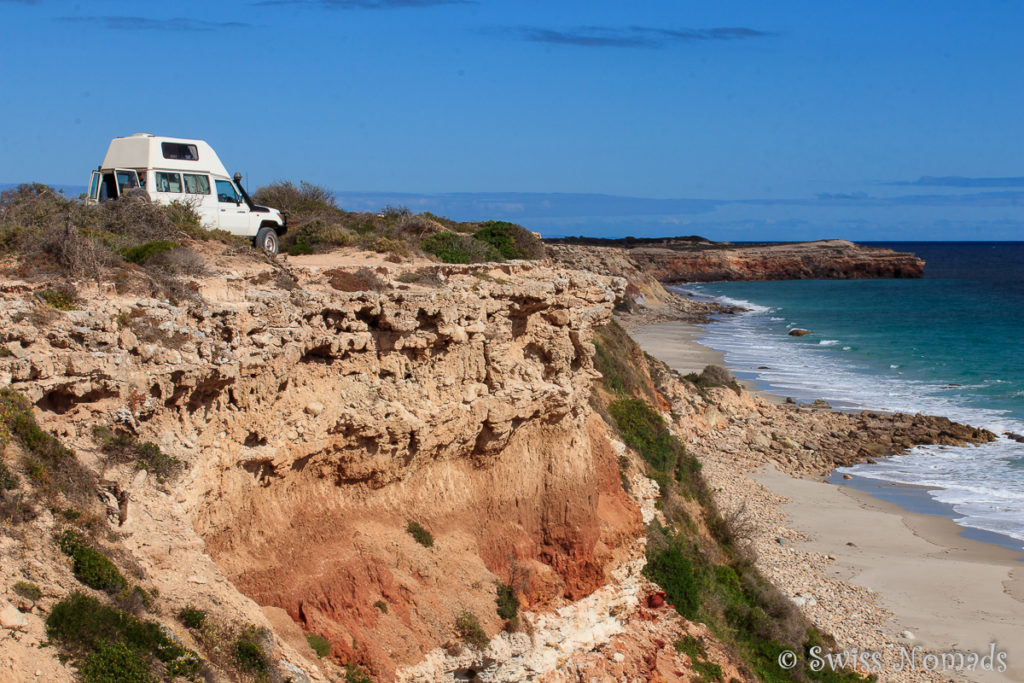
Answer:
[183,174,211,195]
[161,142,199,161]
[215,179,240,204]
[155,172,183,193]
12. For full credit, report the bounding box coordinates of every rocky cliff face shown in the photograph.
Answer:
[0,261,649,680]
[550,239,924,283]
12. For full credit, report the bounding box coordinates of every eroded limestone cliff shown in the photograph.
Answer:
[550,239,925,283]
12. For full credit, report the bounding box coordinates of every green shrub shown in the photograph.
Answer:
[495,582,518,622]
[306,632,331,658]
[455,610,489,650]
[57,530,127,593]
[232,638,266,672]
[92,426,182,480]
[345,664,374,683]
[13,580,42,601]
[37,287,79,311]
[288,240,315,256]
[592,321,656,401]
[80,640,155,683]
[178,606,206,629]
[421,232,500,264]
[46,592,193,665]
[644,540,704,619]
[121,240,180,265]
[608,399,682,475]
[473,221,544,260]
[406,520,434,547]
[0,461,18,490]
[373,600,388,613]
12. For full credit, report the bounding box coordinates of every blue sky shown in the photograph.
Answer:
[1,0,1022,240]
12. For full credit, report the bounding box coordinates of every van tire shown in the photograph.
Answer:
[256,226,279,256]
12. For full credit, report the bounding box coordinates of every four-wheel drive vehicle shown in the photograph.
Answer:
[86,133,286,254]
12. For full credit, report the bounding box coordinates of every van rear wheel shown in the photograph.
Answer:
[256,227,279,256]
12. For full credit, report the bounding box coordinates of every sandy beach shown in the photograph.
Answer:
[634,319,1024,683]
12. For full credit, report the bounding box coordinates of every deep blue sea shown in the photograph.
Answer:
[677,242,1024,547]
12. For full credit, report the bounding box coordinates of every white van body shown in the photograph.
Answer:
[86,133,286,254]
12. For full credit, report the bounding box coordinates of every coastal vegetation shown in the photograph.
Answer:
[592,322,872,682]
[252,179,543,262]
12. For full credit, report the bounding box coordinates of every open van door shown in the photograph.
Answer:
[88,171,101,203]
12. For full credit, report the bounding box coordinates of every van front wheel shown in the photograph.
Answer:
[256,227,279,256]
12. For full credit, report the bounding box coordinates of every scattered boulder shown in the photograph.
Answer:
[789,329,812,337]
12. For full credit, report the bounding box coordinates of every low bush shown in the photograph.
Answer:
[473,221,544,260]
[306,632,331,658]
[36,286,79,311]
[345,664,374,683]
[178,606,206,629]
[395,268,442,287]
[685,365,742,395]
[57,529,127,593]
[326,267,388,292]
[92,426,182,480]
[0,461,18,490]
[455,610,488,650]
[232,637,266,672]
[0,387,97,511]
[495,582,519,622]
[13,580,42,601]
[80,640,155,683]
[421,232,500,264]
[120,240,179,265]
[46,592,197,671]
[406,520,434,547]
[373,600,388,613]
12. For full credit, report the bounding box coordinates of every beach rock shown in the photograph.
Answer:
[1007,432,1024,444]
[899,630,914,640]
[789,329,813,337]
[809,399,832,409]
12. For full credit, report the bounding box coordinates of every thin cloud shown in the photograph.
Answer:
[884,176,1024,188]
[505,25,773,49]
[56,16,250,31]
[254,0,475,9]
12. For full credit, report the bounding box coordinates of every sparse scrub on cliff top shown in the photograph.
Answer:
[472,221,545,260]
[421,231,501,264]
[406,520,434,547]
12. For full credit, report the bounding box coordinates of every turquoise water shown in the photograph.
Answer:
[679,242,1024,547]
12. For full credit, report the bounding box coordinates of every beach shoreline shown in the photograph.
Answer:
[632,318,1024,683]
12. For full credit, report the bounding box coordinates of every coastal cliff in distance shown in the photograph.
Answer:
[547,237,925,282]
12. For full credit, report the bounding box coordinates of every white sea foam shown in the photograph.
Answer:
[678,289,1024,546]
[819,339,840,346]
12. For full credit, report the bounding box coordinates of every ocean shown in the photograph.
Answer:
[676,242,1024,549]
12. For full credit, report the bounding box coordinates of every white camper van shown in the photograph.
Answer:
[86,134,286,255]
